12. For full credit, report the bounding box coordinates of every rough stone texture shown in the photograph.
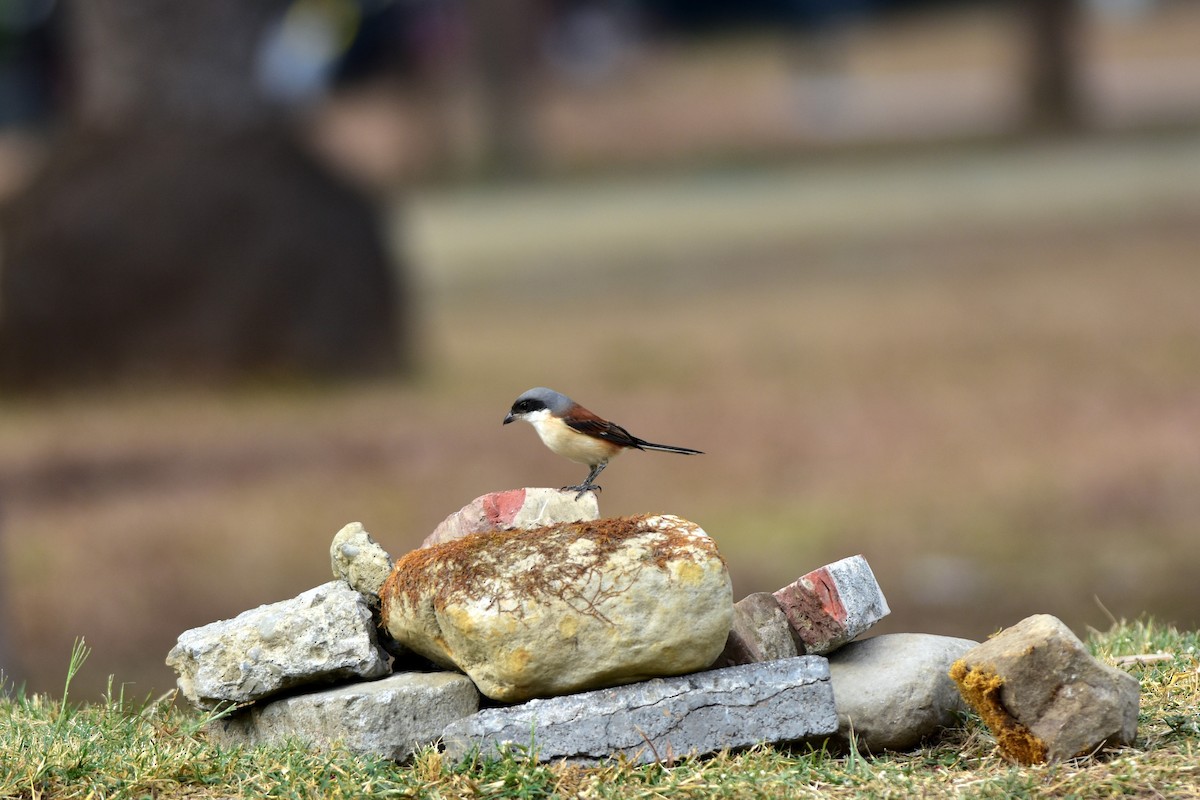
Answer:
[207,672,480,761]
[950,614,1140,764]
[826,633,977,752]
[773,555,890,655]
[442,656,837,764]
[166,581,391,709]
[330,522,394,602]
[382,514,733,702]
[711,592,803,668]
[421,488,600,548]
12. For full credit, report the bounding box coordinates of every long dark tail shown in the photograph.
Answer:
[635,440,704,455]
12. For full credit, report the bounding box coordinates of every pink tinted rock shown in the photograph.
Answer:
[422,488,600,548]
[773,555,890,655]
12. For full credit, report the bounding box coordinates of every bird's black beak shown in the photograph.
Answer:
[503,412,515,425]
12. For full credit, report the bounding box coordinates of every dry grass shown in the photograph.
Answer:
[2,621,1198,799]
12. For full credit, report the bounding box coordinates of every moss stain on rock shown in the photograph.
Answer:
[949,659,1049,765]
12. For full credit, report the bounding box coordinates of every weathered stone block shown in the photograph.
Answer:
[207,672,479,761]
[711,592,803,668]
[442,656,837,764]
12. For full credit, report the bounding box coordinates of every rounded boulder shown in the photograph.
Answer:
[381,514,733,702]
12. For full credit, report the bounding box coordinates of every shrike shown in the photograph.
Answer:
[503,387,703,498]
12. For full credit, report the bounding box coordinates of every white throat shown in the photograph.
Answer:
[521,408,615,466]
[522,408,554,443]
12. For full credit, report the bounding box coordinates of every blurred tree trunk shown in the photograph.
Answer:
[0,0,407,388]
[1023,0,1087,132]
[465,0,544,177]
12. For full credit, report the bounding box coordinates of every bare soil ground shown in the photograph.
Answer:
[3,130,1199,698]
[2,5,1200,699]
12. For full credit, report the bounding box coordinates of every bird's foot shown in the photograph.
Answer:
[562,483,602,501]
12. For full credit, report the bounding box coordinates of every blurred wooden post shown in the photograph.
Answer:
[465,0,544,177]
[1022,0,1087,132]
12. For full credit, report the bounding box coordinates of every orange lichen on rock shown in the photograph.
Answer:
[378,513,733,701]
[949,659,1049,765]
[382,514,716,624]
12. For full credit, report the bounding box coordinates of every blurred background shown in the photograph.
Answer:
[1,0,1198,698]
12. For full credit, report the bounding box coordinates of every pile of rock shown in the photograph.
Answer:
[166,488,1139,765]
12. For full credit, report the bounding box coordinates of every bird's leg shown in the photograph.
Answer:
[563,462,607,500]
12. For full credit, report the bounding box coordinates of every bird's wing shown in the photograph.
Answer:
[563,407,647,450]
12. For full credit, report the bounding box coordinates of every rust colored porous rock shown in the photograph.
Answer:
[421,488,600,548]
[950,614,1140,764]
[381,514,733,702]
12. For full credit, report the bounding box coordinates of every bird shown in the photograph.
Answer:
[503,387,703,499]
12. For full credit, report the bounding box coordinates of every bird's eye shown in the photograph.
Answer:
[514,399,542,414]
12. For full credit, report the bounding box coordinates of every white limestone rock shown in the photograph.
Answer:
[330,521,394,602]
[166,581,391,709]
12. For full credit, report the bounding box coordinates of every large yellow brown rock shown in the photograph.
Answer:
[380,514,733,702]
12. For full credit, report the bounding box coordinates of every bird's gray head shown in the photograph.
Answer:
[503,387,571,424]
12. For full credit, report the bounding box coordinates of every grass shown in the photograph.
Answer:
[2,620,1198,799]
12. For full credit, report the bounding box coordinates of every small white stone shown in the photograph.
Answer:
[330,522,394,601]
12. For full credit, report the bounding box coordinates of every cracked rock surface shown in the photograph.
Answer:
[441,655,837,764]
